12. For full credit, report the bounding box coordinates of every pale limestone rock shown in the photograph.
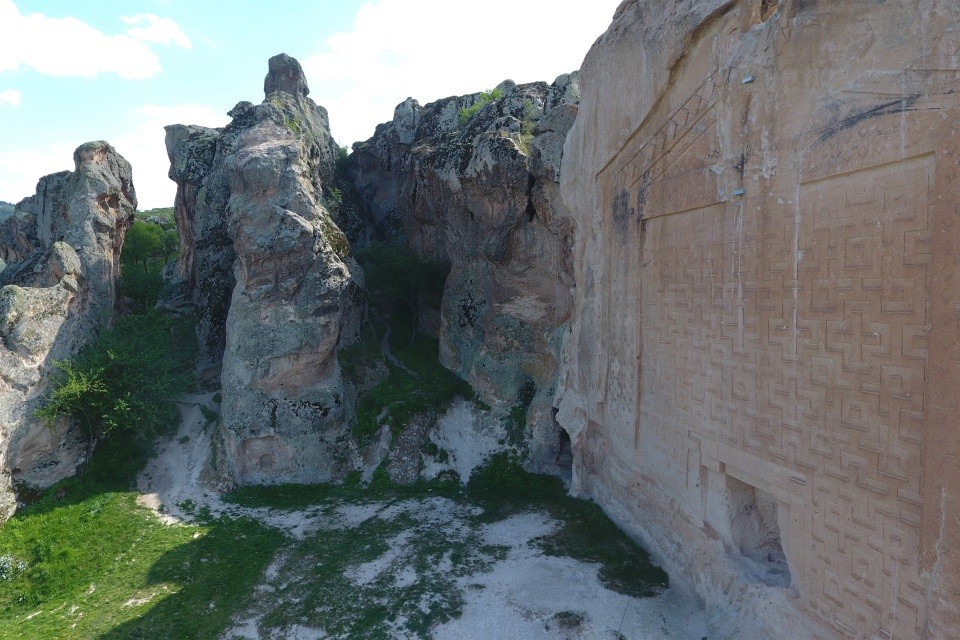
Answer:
[353,76,579,474]
[0,141,135,520]
[167,55,363,486]
[556,1,960,637]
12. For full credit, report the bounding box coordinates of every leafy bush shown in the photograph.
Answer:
[36,311,197,453]
[334,145,352,178]
[118,263,165,311]
[457,88,504,126]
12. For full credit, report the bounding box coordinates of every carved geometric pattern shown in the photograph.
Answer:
[605,70,722,196]
[640,154,933,638]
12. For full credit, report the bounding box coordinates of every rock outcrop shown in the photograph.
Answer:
[352,76,579,473]
[0,141,136,519]
[166,54,364,485]
[556,1,960,637]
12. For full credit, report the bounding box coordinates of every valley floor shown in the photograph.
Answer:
[0,396,709,639]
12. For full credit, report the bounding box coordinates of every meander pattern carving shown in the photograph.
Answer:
[595,44,943,632]
[639,155,932,636]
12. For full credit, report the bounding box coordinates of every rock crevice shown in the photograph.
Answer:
[352,74,580,473]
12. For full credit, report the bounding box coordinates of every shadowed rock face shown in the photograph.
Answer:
[167,54,363,486]
[0,141,136,520]
[556,0,960,637]
[352,75,580,474]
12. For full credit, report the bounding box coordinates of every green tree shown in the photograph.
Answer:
[122,221,164,274]
[161,228,179,263]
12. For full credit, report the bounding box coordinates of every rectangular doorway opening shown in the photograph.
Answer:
[726,475,791,587]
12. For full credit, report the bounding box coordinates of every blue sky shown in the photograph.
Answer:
[0,0,619,210]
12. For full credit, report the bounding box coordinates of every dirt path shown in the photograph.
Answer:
[372,309,418,377]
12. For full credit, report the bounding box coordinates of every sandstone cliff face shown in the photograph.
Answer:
[0,141,136,519]
[353,76,579,472]
[556,1,960,637]
[167,54,364,485]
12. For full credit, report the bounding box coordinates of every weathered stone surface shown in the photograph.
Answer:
[353,76,579,474]
[264,53,310,99]
[0,141,135,520]
[164,117,240,381]
[556,1,960,637]
[168,54,363,486]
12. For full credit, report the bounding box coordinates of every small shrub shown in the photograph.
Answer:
[36,311,197,453]
[334,145,352,178]
[457,88,504,126]
[200,405,218,424]
[554,610,585,629]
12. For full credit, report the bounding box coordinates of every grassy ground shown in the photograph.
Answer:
[0,436,283,640]
[0,447,667,639]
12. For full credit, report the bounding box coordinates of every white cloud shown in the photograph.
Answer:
[121,14,192,49]
[0,89,20,106]
[0,0,189,79]
[0,143,74,204]
[0,104,229,210]
[302,0,619,147]
[111,104,230,209]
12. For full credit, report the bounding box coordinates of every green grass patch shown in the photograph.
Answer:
[0,438,283,640]
[353,330,472,447]
[468,453,669,597]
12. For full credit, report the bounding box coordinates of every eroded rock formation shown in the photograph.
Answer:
[353,76,579,472]
[167,54,364,485]
[0,141,136,519]
[556,0,960,637]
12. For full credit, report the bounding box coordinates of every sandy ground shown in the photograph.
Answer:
[137,397,711,639]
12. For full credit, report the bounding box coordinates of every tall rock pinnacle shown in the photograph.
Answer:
[264,53,310,98]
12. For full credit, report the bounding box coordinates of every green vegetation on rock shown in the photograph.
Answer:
[457,87,503,126]
[0,201,14,222]
[35,311,196,453]
[343,242,471,446]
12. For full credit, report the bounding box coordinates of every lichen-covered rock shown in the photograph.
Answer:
[556,1,960,637]
[167,54,363,486]
[164,119,239,382]
[352,76,579,474]
[0,141,135,520]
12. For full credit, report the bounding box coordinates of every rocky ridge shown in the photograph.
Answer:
[352,75,580,473]
[0,141,136,519]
